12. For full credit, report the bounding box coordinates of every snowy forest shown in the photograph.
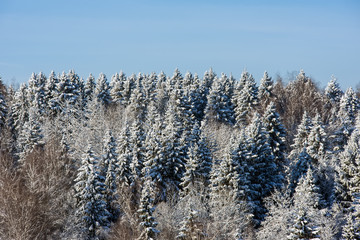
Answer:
[0,68,360,240]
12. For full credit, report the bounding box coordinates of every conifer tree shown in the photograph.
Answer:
[117,122,133,186]
[262,102,287,176]
[293,167,324,210]
[95,73,111,106]
[233,71,258,126]
[325,75,343,104]
[110,72,125,104]
[8,83,29,135]
[102,130,120,222]
[45,71,61,117]
[289,111,313,160]
[342,194,360,240]
[289,148,313,194]
[74,147,111,239]
[17,110,44,161]
[306,114,328,165]
[258,71,273,104]
[242,114,281,224]
[288,209,320,240]
[137,176,159,240]
[335,125,360,207]
[130,117,146,180]
[205,73,235,124]
[84,73,96,104]
[0,83,8,133]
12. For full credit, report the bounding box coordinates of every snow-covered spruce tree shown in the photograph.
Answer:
[143,72,158,103]
[16,109,44,162]
[233,71,258,126]
[288,148,313,196]
[258,71,274,107]
[128,73,147,120]
[244,114,280,224]
[0,83,8,134]
[57,71,80,111]
[293,167,324,210]
[289,111,313,161]
[95,73,112,107]
[335,125,360,208]
[154,71,169,115]
[306,113,328,165]
[209,133,251,238]
[262,102,287,179]
[8,83,29,136]
[160,103,187,194]
[179,135,212,197]
[102,129,120,223]
[84,73,96,104]
[342,194,360,240]
[325,75,343,104]
[109,72,125,105]
[130,117,146,181]
[45,71,62,118]
[117,121,133,186]
[188,73,206,121]
[288,209,320,240]
[205,73,235,124]
[74,146,111,239]
[137,176,160,240]
[334,87,360,149]
[27,72,47,116]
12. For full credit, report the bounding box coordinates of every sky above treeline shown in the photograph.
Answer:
[0,0,359,90]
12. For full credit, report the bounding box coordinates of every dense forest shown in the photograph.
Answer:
[0,69,359,240]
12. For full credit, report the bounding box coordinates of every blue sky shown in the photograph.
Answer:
[0,0,359,89]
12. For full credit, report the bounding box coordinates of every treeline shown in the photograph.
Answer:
[0,69,359,239]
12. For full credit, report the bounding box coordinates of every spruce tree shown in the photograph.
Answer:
[325,75,343,104]
[258,71,273,104]
[288,209,320,240]
[289,111,313,160]
[335,126,360,208]
[306,113,328,165]
[74,147,111,239]
[262,102,287,177]
[0,84,8,133]
[233,71,258,126]
[95,73,111,106]
[110,72,125,104]
[137,176,160,240]
[117,122,133,186]
[102,130,120,222]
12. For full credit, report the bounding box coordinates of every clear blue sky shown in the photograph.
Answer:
[1,0,359,89]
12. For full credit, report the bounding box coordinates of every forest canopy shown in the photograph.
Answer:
[0,69,359,239]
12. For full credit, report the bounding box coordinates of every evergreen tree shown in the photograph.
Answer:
[335,126,360,207]
[109,72,125,104]
[45,71,61,117]
[288,209,320,240]
[17,110,44,161]
[342,194,360,240]
[306,114,328,165]
[130,117,146,180]
[137,176,160,240]
[289,111,313,160]
[325,75,343,104]
[102,130,120,222]
[244,114,280,223]
[233,71,258,126]
[293,167,324,210]
[0,83,8,133]
[262,102,287,176]
[117,122,133,186]
[84,73,96,103]
[74,147,111,239]
[129,73,146,119]
[95,73,111,106]
[258,71,273,103]
[289,148,313,195]
[205,73,235,124]
[8,83,29,135]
